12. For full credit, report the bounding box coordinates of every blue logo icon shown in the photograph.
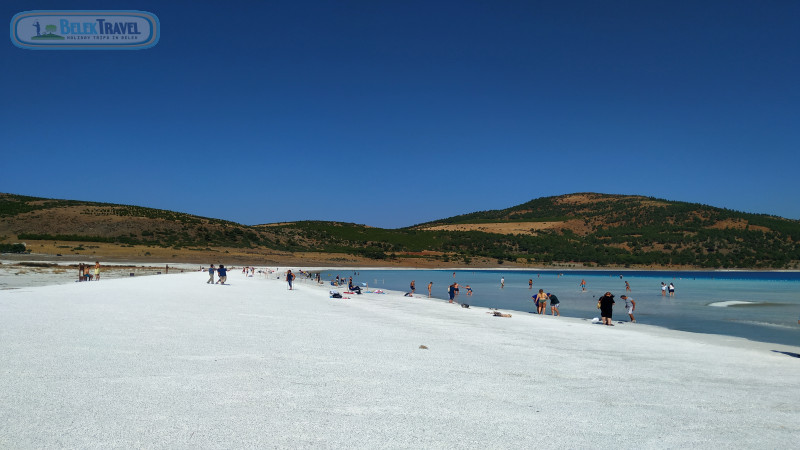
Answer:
[11,10,159,50]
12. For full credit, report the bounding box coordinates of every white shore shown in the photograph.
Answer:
[1,270,798,448]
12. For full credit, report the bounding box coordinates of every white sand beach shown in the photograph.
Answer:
[1,270,798,448]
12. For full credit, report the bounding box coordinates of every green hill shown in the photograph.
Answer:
[1,192,798,269]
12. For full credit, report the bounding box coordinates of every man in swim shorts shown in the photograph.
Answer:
[548,293,560,316]
[621,295,636,322]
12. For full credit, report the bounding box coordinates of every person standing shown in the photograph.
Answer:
[536,289,548,314]
[94,261,101,281]
[580,279,587,291]
[621,295,636,322]
[78,263,84,282]
[448,283,456,303]
[661,282,667,296]
[287,270,295,290]
[501,277,505,288]
[216,265,227,284]
[668,282,675,297]
[427,281,433,298]
[207,264,215,284]
[625,281,630,292]
[548,293,560,316]
[529,279,533,289]
[599,292,615,326]
[410,280,415,294]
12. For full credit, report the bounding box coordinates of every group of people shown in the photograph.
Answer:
[445,282,472,303]
[206,264,228,284]
[660,282,676,296]
[208,269,653,328]
[77,262,101,282]
[597,292,636,325]
[532,289,560,315]
[205,265,305,288]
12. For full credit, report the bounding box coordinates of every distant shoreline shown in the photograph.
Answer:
[3,251,797,273]
[4,254,799,292]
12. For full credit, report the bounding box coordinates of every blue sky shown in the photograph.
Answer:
[3,1,798,228]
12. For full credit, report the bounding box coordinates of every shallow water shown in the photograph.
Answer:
[322,269,800,347]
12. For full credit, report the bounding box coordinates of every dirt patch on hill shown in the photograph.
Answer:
[553,193,607,205]
[553,193,667,208]
[706,219,770,233]
[418,222,560,235]
[1,206,182,237]
[419,220,599,236]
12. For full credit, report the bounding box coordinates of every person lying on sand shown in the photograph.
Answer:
[487,310,512,318]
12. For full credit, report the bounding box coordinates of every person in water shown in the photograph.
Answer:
[535,289,548,315]
[621,295,636,323]
[548,293,560,316]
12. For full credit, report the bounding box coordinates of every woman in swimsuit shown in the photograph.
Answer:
[536,289,548,314]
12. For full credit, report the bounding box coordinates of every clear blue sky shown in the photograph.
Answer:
[3,1,798,228]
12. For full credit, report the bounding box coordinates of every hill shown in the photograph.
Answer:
[1,192,799,269]
[414,193,800,268]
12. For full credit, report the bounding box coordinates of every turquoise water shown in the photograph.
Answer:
[321,269,800,347]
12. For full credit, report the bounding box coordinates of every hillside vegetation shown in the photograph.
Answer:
[1,192,799,269]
